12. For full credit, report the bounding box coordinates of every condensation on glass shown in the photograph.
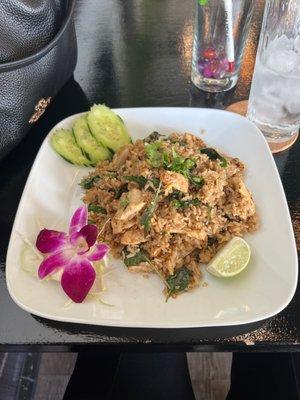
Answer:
[247,0,300,142]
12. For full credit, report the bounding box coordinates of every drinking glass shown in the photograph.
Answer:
[247,0,300,149]
[191,0,254,93]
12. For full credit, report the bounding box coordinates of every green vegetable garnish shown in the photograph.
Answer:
[170,199,182,208]
[115,184,128,199]
[123,249,150,267]
[167,149,196,177]
[219,158,228,168]
[140,181,162,232]
[190,175,205,188]
[200,148,227,168]
[151,177,160,188]
[80,175,101,190]
[145,142,169,168]
[123,248,170,289]
[145,143,198,181]
[124,175,160,191]
[88,204,107,214]
[145,142,162,167]
[166,267,192,300]
[170,198,201,209]
[87,104,131,152]
[183,158,196,170]
[124,175,148,188]
[143,132,165,143]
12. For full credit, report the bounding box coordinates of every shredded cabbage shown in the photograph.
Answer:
[18,232,113,306]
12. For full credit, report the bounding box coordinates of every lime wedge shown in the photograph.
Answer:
[206,237,251,278]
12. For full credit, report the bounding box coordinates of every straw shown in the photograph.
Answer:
[223,0,235,72]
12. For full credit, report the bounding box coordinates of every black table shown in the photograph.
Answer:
[0,0,299,351]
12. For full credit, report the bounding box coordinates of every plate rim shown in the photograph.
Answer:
[5,107,298,328]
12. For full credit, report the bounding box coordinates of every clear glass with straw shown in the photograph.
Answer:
[191,0,254,93]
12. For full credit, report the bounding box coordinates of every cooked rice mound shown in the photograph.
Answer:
[83,133,258,298]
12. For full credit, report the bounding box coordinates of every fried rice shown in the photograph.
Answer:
[82,132,258,298]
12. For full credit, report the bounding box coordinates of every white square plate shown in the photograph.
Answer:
[6,108,298,328]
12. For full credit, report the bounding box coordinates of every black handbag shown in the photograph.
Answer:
[0,0,77,159]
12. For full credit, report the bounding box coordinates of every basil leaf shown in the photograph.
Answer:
[124,175,148,188]
[123,249,150,267]
[207,236,218,246]
[219,158,227,168]
[80,175,101,189]
[124,175,160,191]
[200,148,227,167]
[166,267,191,299]
[151,177,160,188]
[140,181,162,232]
[168,189,184,201]
[170,199,182,208]
[200,147,220,159]
[115,184,128,199]
[88,204,107,214]
[143,131,165,143]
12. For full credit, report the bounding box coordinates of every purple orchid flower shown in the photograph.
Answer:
[36,206,109,303]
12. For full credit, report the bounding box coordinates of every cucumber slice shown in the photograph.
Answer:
[87,105,131,152]
[51,129,92,166]
[73,116,112,164]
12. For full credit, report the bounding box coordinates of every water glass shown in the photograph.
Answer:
[247,0,300,145]
[191,0,254,93]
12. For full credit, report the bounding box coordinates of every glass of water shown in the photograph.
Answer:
[247,0,300,150]
[191,0,254,93]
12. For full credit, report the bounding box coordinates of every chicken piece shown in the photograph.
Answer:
[168,227,206,241]
[128,263,153,273]
[114,188,145,221]
[111,218,136,234]
[238,180,255,215]
[159,170,189,195]
[224,179,256,220]
[121,227,146,245]
[112,189,146,234]
[183,229,207,240]
[112,146,130,168]
[128,187,143,203]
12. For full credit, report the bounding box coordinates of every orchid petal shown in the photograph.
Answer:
[38,249,73,279]
[69,206,88,235]
[36,229,68,254]
[61,258,96,303]
[70,224,98,250]
[88,243,109,261]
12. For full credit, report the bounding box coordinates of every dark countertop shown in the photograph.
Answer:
[0,0,299,351]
